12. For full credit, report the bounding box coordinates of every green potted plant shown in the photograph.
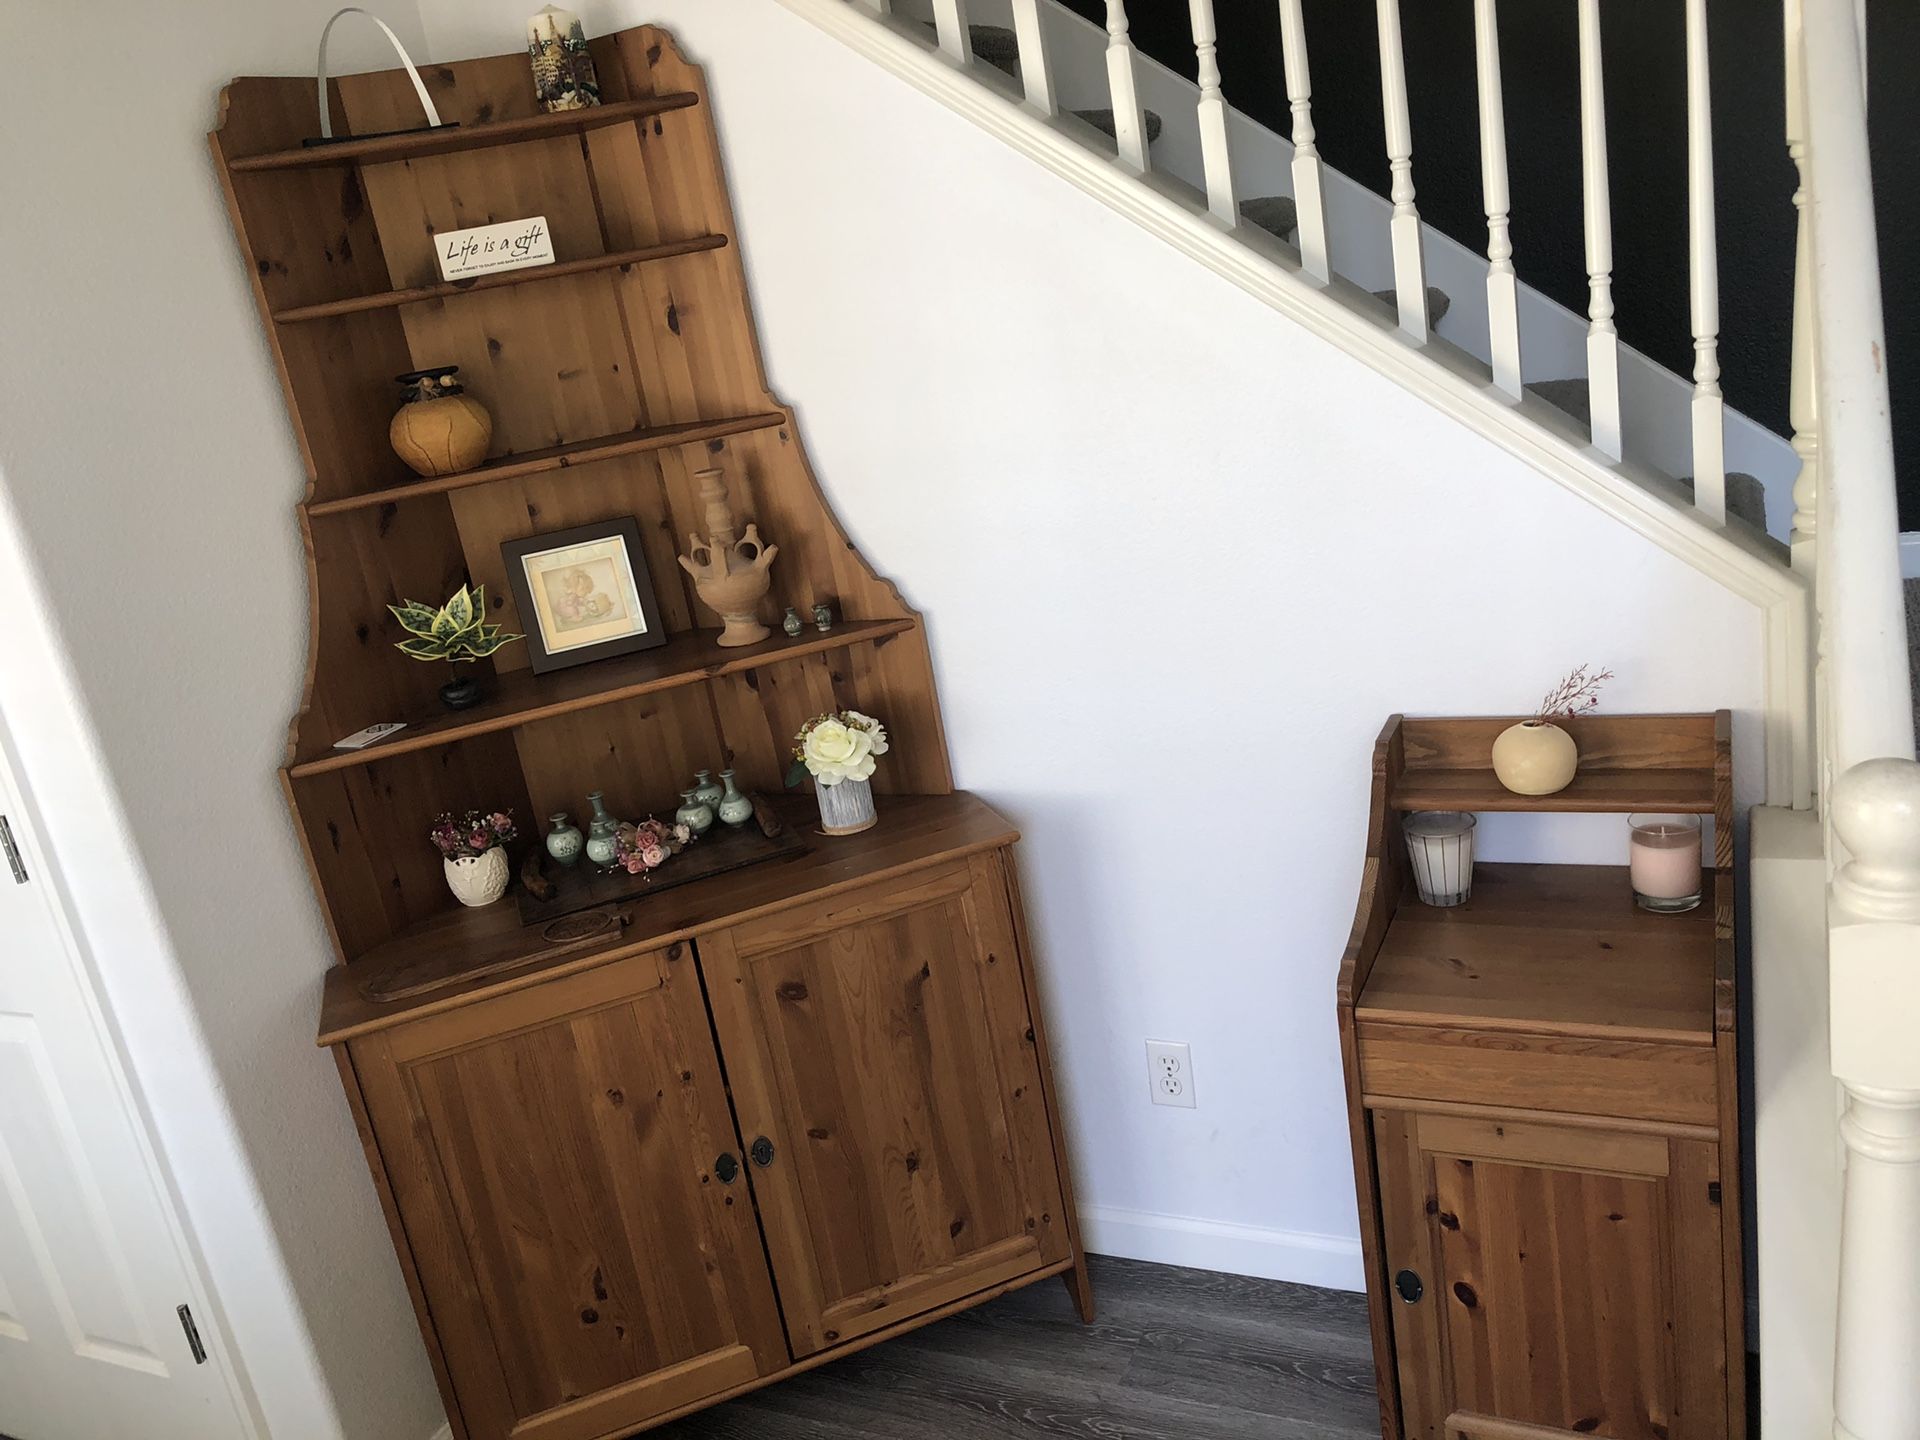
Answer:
[389,584,522,710]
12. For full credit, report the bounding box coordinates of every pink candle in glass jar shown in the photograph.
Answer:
[1628,813,1703,913]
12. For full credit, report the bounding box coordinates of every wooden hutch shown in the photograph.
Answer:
[1339,713,1745,1440]
[213,28,1088,1440]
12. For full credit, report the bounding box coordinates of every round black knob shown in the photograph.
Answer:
[714,1153,739,1184]
[750,1136,775,1167]
[1395,1269,1424,1304]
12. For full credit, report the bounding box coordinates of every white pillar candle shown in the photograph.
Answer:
[1628,814,1703,912]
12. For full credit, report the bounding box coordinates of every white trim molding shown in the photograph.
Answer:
[1080,1205,1365,1293]
[775,0,1812,807]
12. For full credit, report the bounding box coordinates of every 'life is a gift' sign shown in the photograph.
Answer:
[434,216,555,282]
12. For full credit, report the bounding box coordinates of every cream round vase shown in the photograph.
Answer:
[444,848,510,907]
[1490,720,1579,795]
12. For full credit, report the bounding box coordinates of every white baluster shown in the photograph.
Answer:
[1687,0,1726,522]
[1009,0,1056,116]
[1277,0,1330,282]
[1577,0,1622,458]
[1189,0,1237,225]
[1786,0,1819,572]
[1104,0,1149,173]
[1375,0,1428,341]
[932,0,973,65]
[1474,0,1521,397]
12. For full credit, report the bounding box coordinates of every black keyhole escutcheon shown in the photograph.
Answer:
[750,1136,775,1167]
[714,1153,739,1184]
[1395,1269,1424,1304]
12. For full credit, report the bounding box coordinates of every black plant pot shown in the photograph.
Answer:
[440,673,484,711]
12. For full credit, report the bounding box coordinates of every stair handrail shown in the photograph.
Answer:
[1795,1,1920,1435]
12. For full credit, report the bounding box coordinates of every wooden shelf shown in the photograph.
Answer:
[271,237,727,323]
[1391,765,1715,813]
[1357,862,1716,1045]
[226,94,699,172]
[305,412,787,516]
[317,792,1019,1044]
[288,618,916,777]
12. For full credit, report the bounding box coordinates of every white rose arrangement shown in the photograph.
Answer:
[790,709,890,787]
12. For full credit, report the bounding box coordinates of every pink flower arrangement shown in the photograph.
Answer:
[612,817,695,876]
[430,809,517,859]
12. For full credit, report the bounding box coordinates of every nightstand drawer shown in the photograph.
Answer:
[1355,1020,1720,1129]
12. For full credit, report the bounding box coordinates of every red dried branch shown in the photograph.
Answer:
[1535,664,1614,721]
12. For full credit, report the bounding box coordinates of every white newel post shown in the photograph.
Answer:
[1374,0,1428,341]
[1686,0,1727,521]
[1576,0,1622,458]
[1009,0,1056,116]
[1828,760,1920,1440]
[1189,0,1238,225]
[1473,0,1521,397]
[932,0,973,64]
[1276,0,1330,282]
[1103,0,1149,173]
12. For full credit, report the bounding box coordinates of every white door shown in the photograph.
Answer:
[0,747,249,1440]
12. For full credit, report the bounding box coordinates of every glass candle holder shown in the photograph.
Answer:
[1628,813,1703,913]
[1404,811,1476,907]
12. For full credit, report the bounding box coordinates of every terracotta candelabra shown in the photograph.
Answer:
[677,465,778,647]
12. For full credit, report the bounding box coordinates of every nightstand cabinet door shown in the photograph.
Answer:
[350,950,787,1440]
[700,851,1070,1357]
[1373,1110,1729,1440]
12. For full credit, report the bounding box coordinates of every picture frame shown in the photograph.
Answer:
[500,517,668,674]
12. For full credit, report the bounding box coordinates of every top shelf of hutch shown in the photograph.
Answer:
[1386,712,1727,816]
[224,92,699,171]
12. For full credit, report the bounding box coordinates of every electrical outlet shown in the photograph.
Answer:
[1146,1039,1195,1109]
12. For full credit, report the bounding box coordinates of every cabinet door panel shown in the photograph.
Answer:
[1373,1109,1728,1440]
[352,951,786,1440]
[701,852,1068,1355]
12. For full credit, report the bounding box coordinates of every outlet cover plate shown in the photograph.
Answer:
[1146,1039,1195,1109]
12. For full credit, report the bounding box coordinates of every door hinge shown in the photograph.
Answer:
[177,1304,207,1365]
[0,816,26,885]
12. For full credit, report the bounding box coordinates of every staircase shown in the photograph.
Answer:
[908,4,1793,542]
[789,2,1919,1436]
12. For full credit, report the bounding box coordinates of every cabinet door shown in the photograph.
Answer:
[350,949,787,1440]
[700,851,1070,1356]
[1373,1110,1728,1440]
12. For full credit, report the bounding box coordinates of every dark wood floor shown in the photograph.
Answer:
[653,1256,1382,1439]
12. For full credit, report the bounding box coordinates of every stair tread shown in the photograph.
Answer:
[1908,579,1920,740]
[1529,377,1594,428]
[1369,286,1453,327]
[916,20,1021,76]
[1075,107,1166,146]
[1241,195,1298,239]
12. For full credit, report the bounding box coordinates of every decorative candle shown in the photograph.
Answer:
[1628,813,1703,913]
[527,5,601,112]
[1404,811,1476,908]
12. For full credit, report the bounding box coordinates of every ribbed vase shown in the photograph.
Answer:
[815,777,877,836]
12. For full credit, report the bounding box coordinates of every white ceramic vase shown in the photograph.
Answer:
[815,776,877,836]
[444,847,510,907]
[1490,720,1579,796]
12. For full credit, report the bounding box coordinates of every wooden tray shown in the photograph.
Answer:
[515,814,808,926]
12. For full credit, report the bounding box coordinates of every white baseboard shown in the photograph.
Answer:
[426,1424,453,1440]
[1079,1205,1365,1293]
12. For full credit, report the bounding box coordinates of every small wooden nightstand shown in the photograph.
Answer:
[1338,713,1743,1440]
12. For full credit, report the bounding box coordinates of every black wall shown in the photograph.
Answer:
[1060,0,1917,529]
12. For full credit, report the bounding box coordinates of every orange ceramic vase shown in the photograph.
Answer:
[389,366,492,477]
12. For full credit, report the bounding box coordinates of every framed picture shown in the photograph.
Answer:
[500,517,668,674]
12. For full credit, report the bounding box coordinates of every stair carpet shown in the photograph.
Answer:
[932,20,1775,543]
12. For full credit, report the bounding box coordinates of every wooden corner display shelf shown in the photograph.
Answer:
[1339,713,1745,1440]
[214,29,1089,1440]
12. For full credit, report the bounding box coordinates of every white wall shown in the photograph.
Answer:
[0,5,447,1439]
[0,0,1769,1434]
[418,0,1767,1278]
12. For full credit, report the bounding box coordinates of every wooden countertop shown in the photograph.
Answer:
[318,792,1017,1046]
[1355,862,1717,1046]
